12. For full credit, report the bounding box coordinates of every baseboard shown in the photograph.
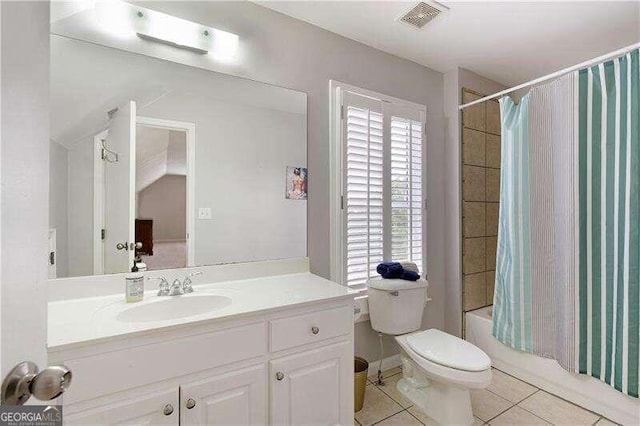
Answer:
[365,354,402,378]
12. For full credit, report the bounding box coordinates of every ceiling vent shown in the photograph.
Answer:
[398,1,448,30]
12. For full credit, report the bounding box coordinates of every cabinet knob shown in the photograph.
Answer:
[186,398,196,409]
[275,372,285,381]
[311,326,320,335]
[163,404,174,416]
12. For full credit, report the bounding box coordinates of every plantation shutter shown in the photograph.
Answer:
[340,89,425,287]
[342,92,384,287]
[390,106,424,273]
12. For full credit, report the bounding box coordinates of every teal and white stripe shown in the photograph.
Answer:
[492,75,578,369]
[577,48,639,397]
[492,94,533,352]
[492,48,639,398]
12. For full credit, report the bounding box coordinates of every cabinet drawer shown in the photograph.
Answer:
[62,322,266,405]
[269,305,352,352]
[64,388,179,425]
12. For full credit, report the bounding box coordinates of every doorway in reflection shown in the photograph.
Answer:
[135,125,188,271]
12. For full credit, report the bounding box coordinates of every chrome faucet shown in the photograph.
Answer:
[148,276,170,296]
[147,271,202,296]
[151,272,202,297]
[182,271,202,294]
[168,279,185,296]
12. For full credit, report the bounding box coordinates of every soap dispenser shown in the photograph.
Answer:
[125,260,144,303]
[134,254,147,272]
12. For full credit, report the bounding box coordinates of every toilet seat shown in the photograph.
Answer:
[394,330,492,425]
[396,331,492,389]
[406,329,491,372]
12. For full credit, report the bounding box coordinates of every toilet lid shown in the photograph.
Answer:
[406,329,491,372]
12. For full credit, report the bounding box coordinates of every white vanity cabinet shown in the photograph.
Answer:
[64,365,268,426]
[271,342,352,425]
[51,296,354,426]
[63,388,180,425]
[180,364,267,425]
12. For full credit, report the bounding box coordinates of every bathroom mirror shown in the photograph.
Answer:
[49,35,307,278]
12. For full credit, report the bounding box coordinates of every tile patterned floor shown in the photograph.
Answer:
[355,366,617,426]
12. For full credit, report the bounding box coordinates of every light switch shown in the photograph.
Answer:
[198,207,212,220]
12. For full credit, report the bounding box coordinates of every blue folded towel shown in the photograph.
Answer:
[401,270,420,281]
[376,262,421,281]
[376,262,404,279]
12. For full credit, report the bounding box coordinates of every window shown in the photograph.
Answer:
[331,83,426,287]
[344,97,384,286]
[390,116,423,272]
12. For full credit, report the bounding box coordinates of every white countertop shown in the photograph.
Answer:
[48,272,354,350]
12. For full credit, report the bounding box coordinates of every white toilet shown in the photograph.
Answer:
[367,277,492,426]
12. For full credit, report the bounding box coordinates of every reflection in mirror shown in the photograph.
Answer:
[135,125,188,271]
[49,35,307,279]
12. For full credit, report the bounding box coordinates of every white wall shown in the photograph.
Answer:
[135,127,187,193]
[52,0,446,363]
[0,0,49,373]
[136,126,172,193]
[67,135,94,277]
[166,130,186,176]
[443,67,506,337]
[49,140,69,277]
[138,175,186,242]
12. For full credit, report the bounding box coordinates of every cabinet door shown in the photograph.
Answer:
[271,341,352,425]
[180,364,267,426]
[64,388,178,425]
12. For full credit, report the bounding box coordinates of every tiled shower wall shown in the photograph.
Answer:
[461,88,501,313]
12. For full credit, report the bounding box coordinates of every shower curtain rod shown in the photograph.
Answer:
[458,41,640,111]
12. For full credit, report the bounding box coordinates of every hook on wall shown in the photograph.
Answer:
[101,107,121,163]
[101,139,119,163]
[107,107,119,119]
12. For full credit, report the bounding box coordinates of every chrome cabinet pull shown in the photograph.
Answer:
[311,326,320,335]
[163,404,174,416]
[275,372,284,381]
[186,398,196,409]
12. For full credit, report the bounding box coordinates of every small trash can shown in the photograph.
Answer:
[354,357,368,412]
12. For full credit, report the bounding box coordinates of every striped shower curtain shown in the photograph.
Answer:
[492,49,639,397]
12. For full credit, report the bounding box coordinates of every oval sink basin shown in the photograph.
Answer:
[116,295,232,323]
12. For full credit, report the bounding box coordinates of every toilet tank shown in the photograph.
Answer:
[366,277,429,335]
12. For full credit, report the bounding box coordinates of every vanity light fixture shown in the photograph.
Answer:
[95,1,239,59]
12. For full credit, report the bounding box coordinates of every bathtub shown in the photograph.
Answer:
[466,306,639,425]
